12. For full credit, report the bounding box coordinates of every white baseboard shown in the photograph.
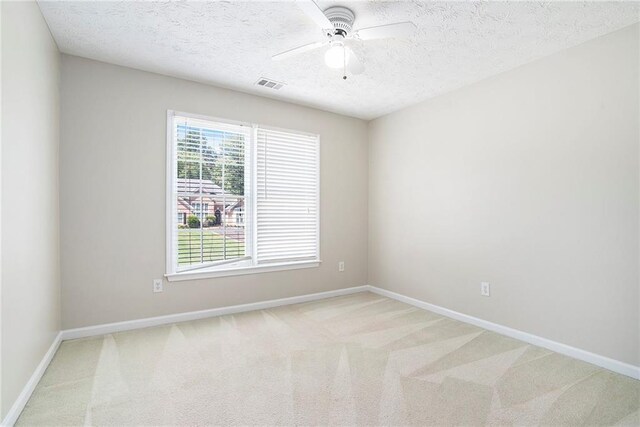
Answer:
[367,285,640,380]
[61,285,369,340]
[1,332,62,427]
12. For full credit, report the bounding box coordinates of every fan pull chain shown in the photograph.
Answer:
[342,48,347,80]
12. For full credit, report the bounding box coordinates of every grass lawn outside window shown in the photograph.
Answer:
[178,228,245,266]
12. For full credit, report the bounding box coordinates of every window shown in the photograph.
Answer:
[177,212,186,225]
[192,202,209,219]
[166,111,320,280]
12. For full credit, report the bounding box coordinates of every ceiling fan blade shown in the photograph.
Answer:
[355,22,416,40]
[272,41,326,61]
[346,47,364,75]
[295,0,333,30]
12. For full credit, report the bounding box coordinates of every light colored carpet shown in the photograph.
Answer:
[18,292,639,426]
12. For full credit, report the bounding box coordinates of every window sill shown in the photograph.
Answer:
[165,260,322,282]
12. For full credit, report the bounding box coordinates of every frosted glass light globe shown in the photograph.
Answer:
[324,44,345,69]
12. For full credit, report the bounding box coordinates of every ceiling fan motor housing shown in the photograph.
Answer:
[324,6,355,36]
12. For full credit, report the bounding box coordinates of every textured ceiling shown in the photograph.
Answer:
[39,1,639,120]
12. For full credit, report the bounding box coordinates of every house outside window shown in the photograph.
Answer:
[166,111,320,280]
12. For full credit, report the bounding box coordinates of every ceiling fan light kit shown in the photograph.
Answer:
[272,1,416,79]
[324,43,345,69]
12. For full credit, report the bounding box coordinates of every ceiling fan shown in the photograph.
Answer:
[272,0,416,79]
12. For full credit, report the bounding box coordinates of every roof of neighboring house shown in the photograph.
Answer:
[225,199,244,213]
[177,178,226,196]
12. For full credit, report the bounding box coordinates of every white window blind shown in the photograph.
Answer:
[256,127,319,264]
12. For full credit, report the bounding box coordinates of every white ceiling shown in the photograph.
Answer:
[39,1,639,120]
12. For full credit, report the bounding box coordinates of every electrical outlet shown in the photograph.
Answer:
[338,261,345,272]
[153,279,163,293]
[480,282,490,297]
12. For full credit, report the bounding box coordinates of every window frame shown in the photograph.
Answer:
[165,110,321,282]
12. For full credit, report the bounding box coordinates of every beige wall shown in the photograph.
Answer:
[60,55,368,329]
[368,24,640,366]
[58,25,640,365]
[1,1,61,418]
